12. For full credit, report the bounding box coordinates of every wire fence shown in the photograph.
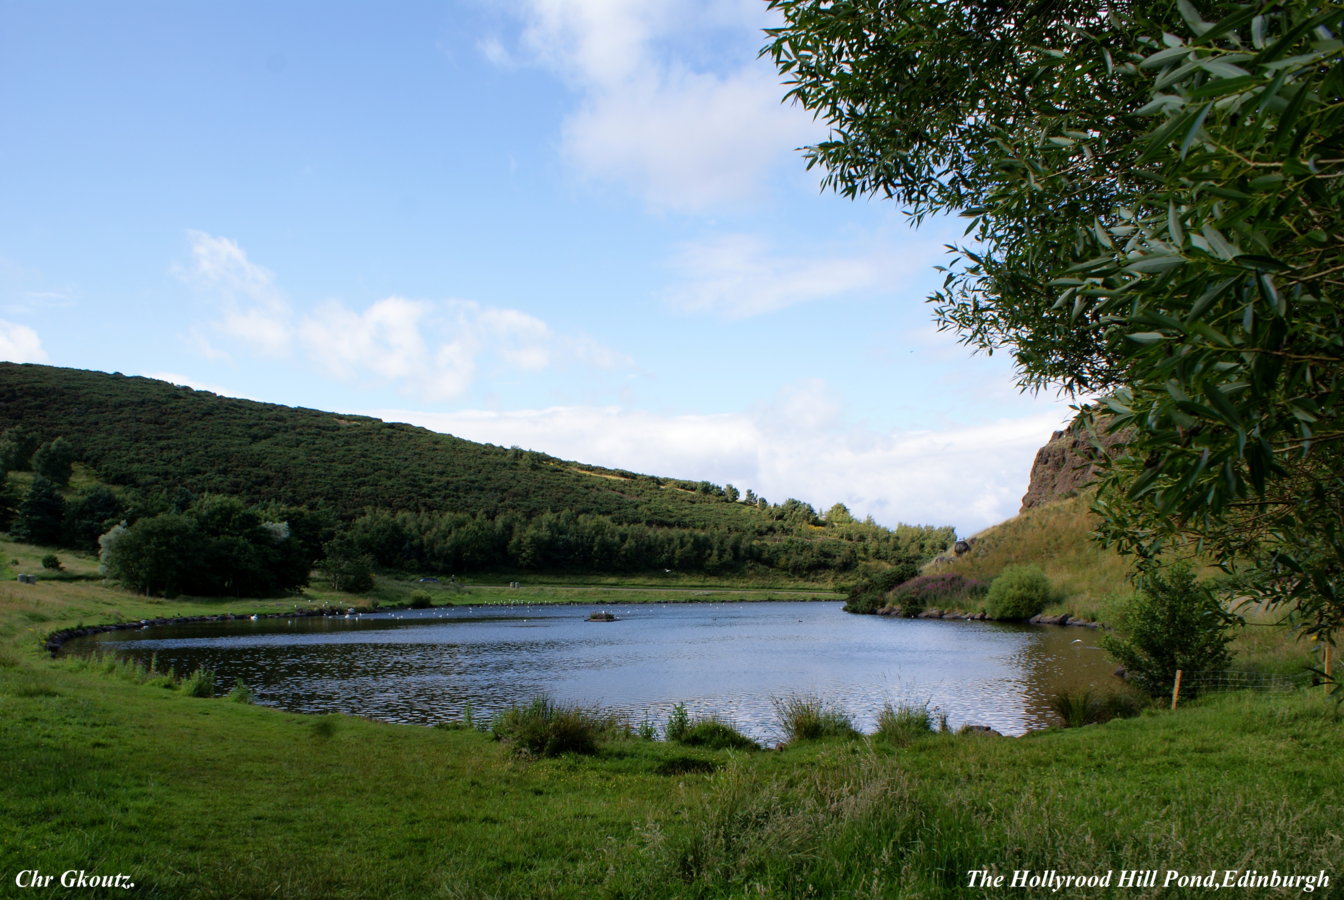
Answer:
[1179,670,1315,697]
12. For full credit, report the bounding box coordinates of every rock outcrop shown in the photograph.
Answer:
[1019,411,1128,513]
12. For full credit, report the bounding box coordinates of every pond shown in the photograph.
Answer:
[68,601,1121,741]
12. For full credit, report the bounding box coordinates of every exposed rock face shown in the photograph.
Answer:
[1019,412,1128,513]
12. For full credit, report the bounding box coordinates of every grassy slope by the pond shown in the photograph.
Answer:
[2,545,1341,898]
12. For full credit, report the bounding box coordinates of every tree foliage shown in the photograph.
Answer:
[766,0,1344,638]
[98,495,312,597]
[1102,562,1239,697]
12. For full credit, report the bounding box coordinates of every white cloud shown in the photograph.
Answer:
[0,320,47,363]
[666,232,945,318]
[497,0,819,211]
[177,232,630,402]
[177,230,292,357]
[368,390,1074,536]
[297,296,626,402]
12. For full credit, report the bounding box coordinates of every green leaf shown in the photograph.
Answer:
[1124,255,1185,274]
[1141,45,1191,69]
[1128,332,1169,345]
[1180,103,1212,158]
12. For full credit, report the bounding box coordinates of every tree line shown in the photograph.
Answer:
[0,424,953,596]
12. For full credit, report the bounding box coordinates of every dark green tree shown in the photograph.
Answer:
[1102,563,1240,698]
[766,0,1344,639]
[99,514,205,597]
[0,426,40,471]
[317,537,375,593]
[13,476,66,546]
[63,485,126,549]
[32,437,76,487]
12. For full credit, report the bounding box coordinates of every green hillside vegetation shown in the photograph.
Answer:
[930,492,1133,622]
[0,363,952,587]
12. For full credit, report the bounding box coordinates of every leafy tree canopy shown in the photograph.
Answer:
[766,0,1344,639]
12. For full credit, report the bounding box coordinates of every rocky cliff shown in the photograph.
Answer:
[1019,412,1127,513]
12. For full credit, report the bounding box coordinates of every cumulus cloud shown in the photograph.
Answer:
[176,230,292,357]
[0,320,47,363]
[177,231,630,402]
[368,388,1073,536]
[496,0,819,211]
[298,296,613,402]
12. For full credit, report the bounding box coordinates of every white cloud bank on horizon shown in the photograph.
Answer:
[366,398,1072,536]
[497,0,819,211]
[175,231,631,401]
[0,319,48,363]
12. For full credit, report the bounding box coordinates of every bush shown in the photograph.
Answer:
[887,573,988,615]
[492,696,625,757]
[40,553,62,571]
[842,561,920,614]
[408,590,433,609]
[874,703,946,744]
[664,705,758,751]
[985,564,1051,620]
[774,695,860,743]
[1102,562,1240,699]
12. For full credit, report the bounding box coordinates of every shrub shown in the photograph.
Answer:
[40,553,62,571]
[180,667,216,698]
[1102,562,1240,698]
[226,678,253,704]
[666,711,759,752]
[874,703,946,744]
[774,695,860,743]
[888,574,988,615]
[985,564,1051,620]
[492,696,625,757]
[408,590,433,609]
[842,561,920,614]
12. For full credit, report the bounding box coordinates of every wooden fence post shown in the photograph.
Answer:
[1170,669,1183,710]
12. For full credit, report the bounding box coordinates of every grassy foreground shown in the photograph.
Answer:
[2,545,1341,898]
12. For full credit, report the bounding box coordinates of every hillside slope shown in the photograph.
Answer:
[0,363,773,529]
[0,364,953,580]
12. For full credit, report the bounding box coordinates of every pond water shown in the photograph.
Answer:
[68,601,1120,741]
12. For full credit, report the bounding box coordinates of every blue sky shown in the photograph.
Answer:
[1,0,1076,535]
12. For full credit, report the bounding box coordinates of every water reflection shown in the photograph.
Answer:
[68,602,1120,741]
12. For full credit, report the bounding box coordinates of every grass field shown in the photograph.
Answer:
[2,540,1340,898]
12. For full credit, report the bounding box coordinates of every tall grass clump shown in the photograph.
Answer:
[492,696,626,757]
[985,564,1051,620]
[774,695,860,743]
[180,667,216,698]
[664,704,758,751]
[886,573,988,615]
[874,702,946,744]
[1048,688,1144,728]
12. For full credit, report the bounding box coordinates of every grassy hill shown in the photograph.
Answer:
[0,363,951,582]
[930,491,1134,622]
[0,362,763,527]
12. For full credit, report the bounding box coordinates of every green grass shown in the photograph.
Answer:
[2,538,1340,897]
